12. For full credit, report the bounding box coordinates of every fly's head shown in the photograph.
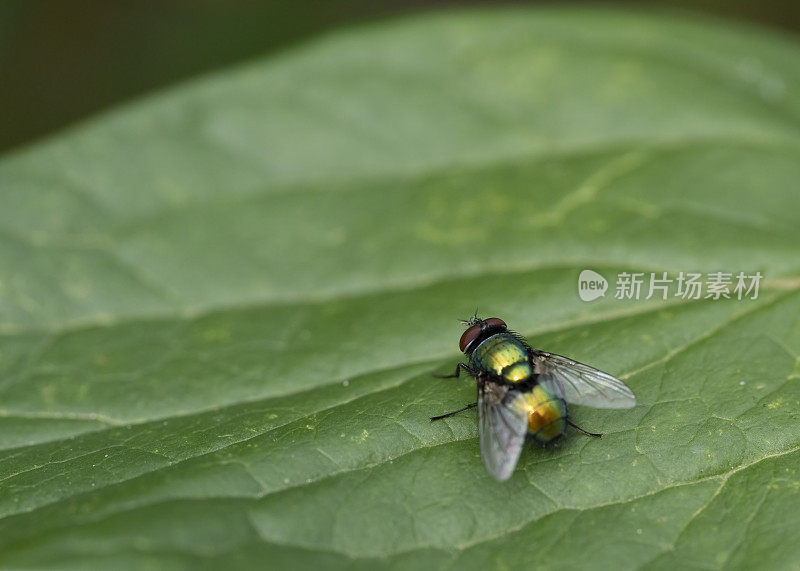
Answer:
[458,316,507,354]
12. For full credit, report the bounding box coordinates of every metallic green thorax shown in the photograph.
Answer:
[470,332,533,383]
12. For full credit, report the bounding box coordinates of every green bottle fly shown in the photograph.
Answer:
[431,316,636,481]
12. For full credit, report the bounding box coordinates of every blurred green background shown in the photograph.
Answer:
[2,0,799,155]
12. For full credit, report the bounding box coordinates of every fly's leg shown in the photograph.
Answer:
[432,362,477,379]
[430,364,479,421]
[567,419,602,438]
[430,402,478,421]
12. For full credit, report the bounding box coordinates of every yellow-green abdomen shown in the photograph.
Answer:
[470,332,533,383]
[520,385,567,443]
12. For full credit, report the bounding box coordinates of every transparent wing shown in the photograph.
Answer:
[478,381,529,481]
[533,351,636,409]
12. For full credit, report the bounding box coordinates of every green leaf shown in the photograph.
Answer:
[1,6,800,569]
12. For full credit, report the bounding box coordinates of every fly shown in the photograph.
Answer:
[431,316,636,481]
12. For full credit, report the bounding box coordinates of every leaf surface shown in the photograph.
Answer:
[1,7,799,570]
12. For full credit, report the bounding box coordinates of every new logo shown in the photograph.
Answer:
[578,269,608,302]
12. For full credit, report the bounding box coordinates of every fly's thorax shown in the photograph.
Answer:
[511,384,567,443]
[470,332,532,383]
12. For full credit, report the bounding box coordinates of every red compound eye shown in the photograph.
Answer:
[459,325,482,352]
[483,317,507,329]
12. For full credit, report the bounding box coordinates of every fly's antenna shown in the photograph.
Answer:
[459,308,481,327]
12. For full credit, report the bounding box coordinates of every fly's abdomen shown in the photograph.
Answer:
[520,385,566,443]
[471,333,532,383]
